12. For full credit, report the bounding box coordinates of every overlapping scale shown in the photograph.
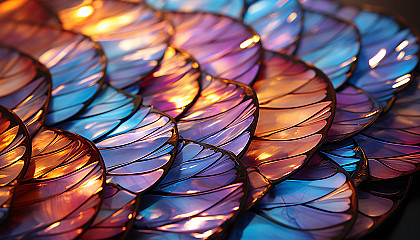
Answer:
[57,84,178,194]
[125,46,201,119]
[321,138,369,186]
[130,140,247,240]
[44,0,172,89]
[81,185,139,240]
[56,85,178,239]
[301,0,419,108]
[295,10,360,89]
[0,106,30,224]
[231,153,357,240]
[243,0,303,54]
[0,0,58,23]
[0,20,106,125]
[177,73,258,157]
[355,77,420,180]
[241,51,335,205]
[146,0,244,19]
[347,177,410,239]
[56,85,141,142]
[0,46,51,136]
[0,127,105,239]
[327,85,381,143]
[167,11,263,85]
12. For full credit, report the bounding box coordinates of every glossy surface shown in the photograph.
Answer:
[0,106,30,224]
[147,0,244,19]
[81,185,138,240]
[126,47,201,119]
[177,73,258,158]
[295,10,360,89]
[241,52,335,206]
[167,11,262,85]
[45,0,172,89]
[131,140,247,240]
[0,20,106,125]
[232,153,357,240]
[0,46,51,136]
[0,127,105,239]
[356,77,420,180]
[57,85,178,194]
[244,0,303,54]
[347,177,410,239]
[321,138,368,186]
[327,85,381,142]
[302,0,419,108]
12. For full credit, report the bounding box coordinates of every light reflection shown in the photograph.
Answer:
[392,74,411,89]
[173,210,200,219]
[184,216,225,230]
[0,0,25,13]
[76,6,94,18]
[287,12,297,23]
[192,230,213,239]
[365,110,380,118]
[396,40,409,52]
[257,153,272,161]
[369,49,386,68]
[240,39,254,49]
[397,51,405,61]
[240,35,260,49]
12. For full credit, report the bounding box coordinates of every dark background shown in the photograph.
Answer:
[336,0,420,239]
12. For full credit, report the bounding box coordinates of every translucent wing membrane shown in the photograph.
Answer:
[327,85,381,143]
[241,51,335,205]
[44,0,172,89]
[0,128,105,239]
[0,106,30,224]
[56,85,141,142]
[57,85,179,238]
[81,185,139,240]
[346,177,410,239]
[0,0,58,23]
[96,106,177,194]
[57,85,178,194]
[177,73,258,158]
[232,153,357,240]
[0,20,106,125]
[167,11,263,85]
[125,47,201,119]
[356,77,420,180]
[147,0,244,19]
[0,46,51,136]
[130,140,248,240]
[244,0,303,54]
[321,138,369,186]
[295,10,360,89]
[301,0,419,108]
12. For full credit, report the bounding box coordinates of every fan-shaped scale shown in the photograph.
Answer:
[231,153,357,240]
[177,73,258,158]
[130,139,248,240]
[0,127,105,239]
[0,106,30,224]
[0,20,106,125]
[241,51,335,207]
[167,11,263,86]
[244,0,303,54]
[44,0,173,89]
[301,0,419,109]
[295,9,360,89]
[0,45,51,136]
